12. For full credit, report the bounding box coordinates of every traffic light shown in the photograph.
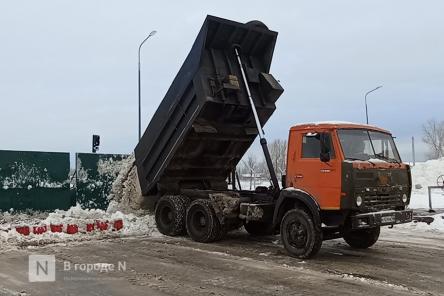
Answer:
[92,135,100,153]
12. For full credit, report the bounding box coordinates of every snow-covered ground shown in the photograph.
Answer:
[0,204,159,250]
[398,158,444,233]
[409,157,444,209]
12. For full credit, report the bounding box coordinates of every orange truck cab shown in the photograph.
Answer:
[273,122,413,256]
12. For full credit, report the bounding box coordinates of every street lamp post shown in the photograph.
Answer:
[365,85,383,124]
[138,30,157,140]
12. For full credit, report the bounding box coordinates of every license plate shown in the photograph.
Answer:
[381,215,396,224]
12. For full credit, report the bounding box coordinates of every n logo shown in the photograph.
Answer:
[28,255,56,282]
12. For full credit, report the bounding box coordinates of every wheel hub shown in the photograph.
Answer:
[288,222,307,248]
[161,206,173,225]
[199,216,207,227]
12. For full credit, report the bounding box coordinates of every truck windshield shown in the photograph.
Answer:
[337,129,401,163]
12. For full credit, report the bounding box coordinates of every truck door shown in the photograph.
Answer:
[290,131,341,209]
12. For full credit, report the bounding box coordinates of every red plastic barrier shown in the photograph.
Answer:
[16,226,30,236]
[113,219,123,231]
[86,223,95,232]
[33,225,48,235]
[50,224,63,233]
[14,219,124,236]
[96,220,109,231]
[66,224,79,234]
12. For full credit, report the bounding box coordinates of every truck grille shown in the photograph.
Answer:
[363,194,402,211]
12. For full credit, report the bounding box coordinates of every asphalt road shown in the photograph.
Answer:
[0,228,443,296]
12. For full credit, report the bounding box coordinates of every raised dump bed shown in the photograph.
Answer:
[135,15,284,197]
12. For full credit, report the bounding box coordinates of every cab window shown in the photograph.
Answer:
[301,133,335,159]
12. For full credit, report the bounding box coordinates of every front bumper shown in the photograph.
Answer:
[351,209,413,229]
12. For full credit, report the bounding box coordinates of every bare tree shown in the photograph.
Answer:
[242,154,259,190]
[257,139,288,183]
[245,154,258,172]
[269,139,287,178]
[422,119,444,159]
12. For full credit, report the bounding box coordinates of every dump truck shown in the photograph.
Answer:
[134,15,413,258]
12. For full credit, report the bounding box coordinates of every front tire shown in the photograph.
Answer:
[343,226,380,249]
[186,199,222,243]
[155,195,190,236]
[280,209,322,259]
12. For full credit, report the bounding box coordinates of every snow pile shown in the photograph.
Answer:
[409,158,444,209]
[107,154,146,213]
[411,158,444,192]
[0,204,160,249]
[396,214,444,233]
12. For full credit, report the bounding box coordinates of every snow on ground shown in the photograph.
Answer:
[409,158,444,209]
[0,205,160,250]
[408,191,444,209]
[395,213,444,233]
[411,158,444,190]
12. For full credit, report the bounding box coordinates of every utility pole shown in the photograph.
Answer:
[412,136,416,166]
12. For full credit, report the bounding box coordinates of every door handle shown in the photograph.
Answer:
[295,174,304,179]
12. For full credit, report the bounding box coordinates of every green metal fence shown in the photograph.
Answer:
[75,153,128,210]
[0,150,75,211]
[0,150,129,212]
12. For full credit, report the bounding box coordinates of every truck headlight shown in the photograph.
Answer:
[402,194,408,203]
[356,196,363,207]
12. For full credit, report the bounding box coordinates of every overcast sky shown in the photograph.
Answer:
[0,0,442,162]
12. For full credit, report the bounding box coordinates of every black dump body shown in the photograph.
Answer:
[135,15,284,196]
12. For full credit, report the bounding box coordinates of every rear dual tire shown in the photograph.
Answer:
[155,195,190,236]
[186,199,223,243]
[155,196,225,242]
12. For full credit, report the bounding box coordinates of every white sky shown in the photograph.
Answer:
[0,0,442,162]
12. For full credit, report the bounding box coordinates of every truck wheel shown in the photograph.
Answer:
[186,199,221,243]
[280,209,322,259]
[155,195,190,236]
[343,226,380,249]
[244,221,274,236]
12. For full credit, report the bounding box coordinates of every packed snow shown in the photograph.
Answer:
[107,154,146,212]
[0,204,160,250]
[395,213,444,233]
[409,158,444,209]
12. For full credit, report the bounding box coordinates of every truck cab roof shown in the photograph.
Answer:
[290,121,391,134]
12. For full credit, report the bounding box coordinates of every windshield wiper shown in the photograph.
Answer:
[345,157,365,161]
[374,153,400,164]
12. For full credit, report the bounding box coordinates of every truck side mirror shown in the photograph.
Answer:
[319,133,331,162]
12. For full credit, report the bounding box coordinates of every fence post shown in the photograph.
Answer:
[428,186,435,213]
